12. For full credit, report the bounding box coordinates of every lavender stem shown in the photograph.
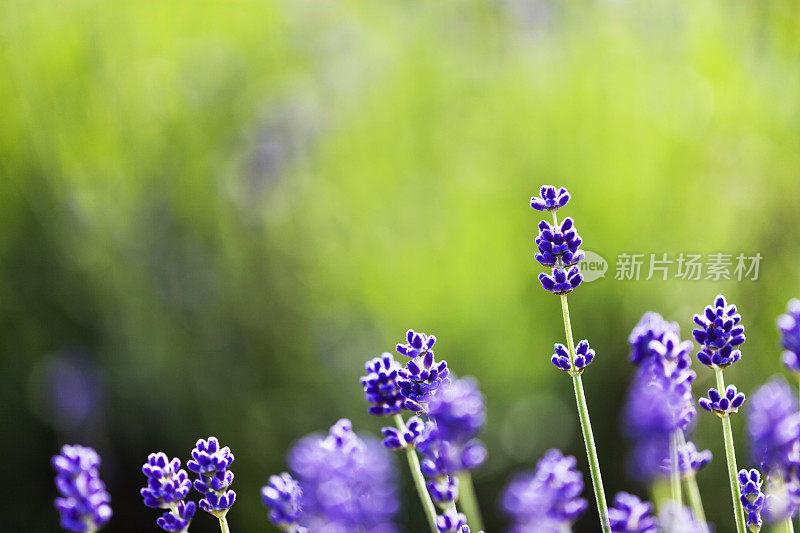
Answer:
[559,293,611,532]
[456,471,485,532]
[715,368,746,533]
[393,414,438,533]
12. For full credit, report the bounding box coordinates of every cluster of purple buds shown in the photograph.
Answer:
[530,185,584,295]
[416,379,488,477]
[739,469,765,532]
[628,312,680,365]
[361,352,404,416]
[693,294,745,369]
[534,218,584,268]
[288,419,399,530]
[140,453,195,532]
[747,378,800,472]
[551,339,595,374]
[699,385,746,416]
[779,299,800,372]
[607,492,658,533]
[381,415,424,450]
[187,437,236,516]
[395,329,451,412]
[659,440,712,478]
[530,185,570,212]
[261,472,307,532]
[502,449,588,531]
[52,445,112,533]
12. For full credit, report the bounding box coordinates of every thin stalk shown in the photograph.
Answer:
[715,368,747,533]
[559,294,612,533]
[394,414,438,533]
[218,515,230,533]
[670,431,682,504]
[456,471,485,532]
[785,518,796,533]
[676,430,708,529]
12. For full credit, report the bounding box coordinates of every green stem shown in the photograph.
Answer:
[785,517,796,533]
[559,294,612,533]
[394,414,438,533]
[670,431,682,504]
[715,368,747,533]
[218,514,230,533]
[456,472,484,532]
[676,430,708,529]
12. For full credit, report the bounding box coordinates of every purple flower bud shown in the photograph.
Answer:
[692,295,745,368]
[395,329,450,412]
[288,419,399,530]
[530,185,570,212]
[361,352,405,416]
[261,472,303,529]
[52,445,112,533]
[628,312,680,365]
[608,492,658,533]
[436,508,467,532]
[779,299,800,373]
[502,449,587,530]
[699,385,745,416]
[659,440,712,477]
[140,452,195,532]
[739,469,765,531]
[747,378,800,474]
[187,437,236,516]
[427,476,459,506]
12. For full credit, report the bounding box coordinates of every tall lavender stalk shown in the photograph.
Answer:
[531,185,611,532]
[361,350,439,532]
[187,437,236,533]
[694,295,748,532]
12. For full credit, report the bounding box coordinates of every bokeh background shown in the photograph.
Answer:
[2,1,800,531]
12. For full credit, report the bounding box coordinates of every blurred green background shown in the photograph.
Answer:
[2,1,800,531]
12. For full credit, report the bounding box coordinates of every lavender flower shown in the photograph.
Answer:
[534,218,584,267]
[262,472,305,531]
[657,503,705,533]
[779,299,800,372]
[551,340,595,374]
[530,185,570,212]
[395,329,451,412]
[361,352,404,416]
[502,449,588,531]
[416,421,487,478]
[699,385,746,416]
[427,377,486,444]
[538,266,583,295]
[381,415,424,450]
[693,294,745,368]
[436,508,467,532]
[607,492,658,533]
[288,419,399,531]
[659,440,712,478]
[762,475,800,525]
[156,502,196,533]
[628,312,680,365]
[52,445,112,532]
[739,469,765,531]
[140,452,195,532]
[747,378,800,472]
[187,437,236,516]
[622,357,696,480]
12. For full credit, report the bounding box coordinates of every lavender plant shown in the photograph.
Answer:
[185,437,236,532]
[261,472,307,533]
[140,452,196,532]
[739,469,766,532]
[531,184,610,531]
[693,295,748,532]
[52,445,112,533]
